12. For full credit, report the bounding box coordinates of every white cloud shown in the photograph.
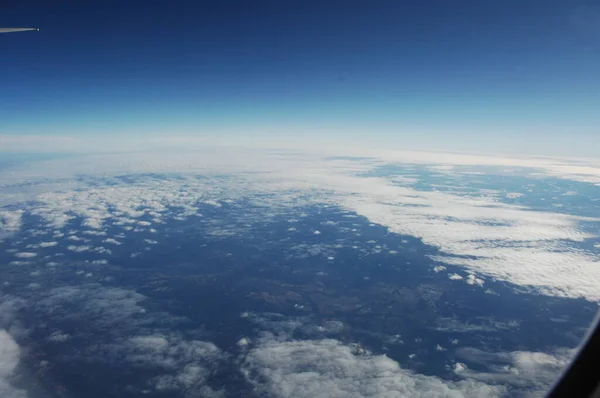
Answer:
[83,230,107,236]
[39,241,58,248]
[455,347,574,396]
[434,317,519,333]
[466,274,485,287]
[67,245,92,253]
[124,334,225,396]
[47,331,70,342]
[91,247,111,254]
[505,192,523,199]
[454,362,468,373]
[0,330,27,398]
[433,265,446,273]
[0,211,23,238]
[449,273,463,280]
[561,191,577,196]
[13,252,36,259]
[24,284,225,396]
[102,238,122,245]
[242,338,505,398]
[2,146,600,302]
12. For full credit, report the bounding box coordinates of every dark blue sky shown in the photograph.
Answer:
[1,0,599,155]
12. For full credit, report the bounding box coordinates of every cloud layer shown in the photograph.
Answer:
[2,147,599,302]
[242,338,505,398]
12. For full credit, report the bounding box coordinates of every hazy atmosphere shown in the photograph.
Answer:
[1,1,600,398]
[2,0,600,155]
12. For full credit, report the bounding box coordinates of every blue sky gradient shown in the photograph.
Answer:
[1,0,599,155]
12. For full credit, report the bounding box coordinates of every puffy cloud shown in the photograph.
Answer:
[242,338,505,398]
[67,245,92,252]
[123,334,225,396]
[102,238,122,245]
[0,331,27,398]
[0,210,23,238]
[465,274,485,287]
[454,347,574,396]
[13,252,36,259]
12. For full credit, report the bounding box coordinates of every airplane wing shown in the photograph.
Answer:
[0,28,40,33]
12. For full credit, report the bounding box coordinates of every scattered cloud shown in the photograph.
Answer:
[122,334,225,397]
[13,252,36,259]
[454,346,574,396]
[2,146,600,305]
[466,274,485,287]
[67,245,92,253]
[23,284,226,395]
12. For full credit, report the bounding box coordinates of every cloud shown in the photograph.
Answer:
[0,330,27,398]
[454,346,574,396]
[242,338,506,398]
[123,334,225,397]
[505,192,523,199]
[2,146,600,302]
[0,210,23,238]
[300,168,600,300]
[102,238,122,245]
[67,245,92,252]
[13,252,36,259]
[465,274,485,287]
[23,284,227,395]
[47,331,70,342]
[434,317,519,333]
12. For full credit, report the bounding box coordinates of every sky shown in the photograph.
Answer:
[1,0,599,156]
